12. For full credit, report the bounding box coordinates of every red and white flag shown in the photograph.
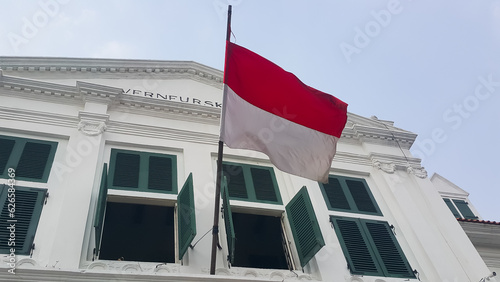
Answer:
[220,42,348,183]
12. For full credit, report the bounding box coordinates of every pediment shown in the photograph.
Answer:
[431,173,469,197]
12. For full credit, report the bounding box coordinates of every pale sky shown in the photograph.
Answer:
[0,0,499,221]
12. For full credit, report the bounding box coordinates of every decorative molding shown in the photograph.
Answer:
[0,106,79,130]
[0,57,223,88]
[372,160,396,174]
[78,112,109,136]
[370,153,427,178]
[406,166,428,179]
[77,120,107,136]
[77,81,122,104]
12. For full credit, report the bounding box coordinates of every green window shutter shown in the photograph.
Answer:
[221,176,236,264]
[346,180,378,214]
[16,142,52,180]
[0,136,57,182]
[222,162,282,204]
[148,156,173,192]
[177,173,196,260]
[443,198,461,218]
[0,185,46,255]
[251,167,278,202]
[363,220,414,278]
[453,200,477,219]
[331,216,382,276]
[222,164,248,199]
[93,164,108,258]
[109,149,177,194]
[321,176,381,215]
[112,152,140,188]
[321,177,350,210]
[286,186,325,268]
[0,138,15,175]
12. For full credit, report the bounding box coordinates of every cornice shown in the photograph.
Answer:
[76,81,122,104]
[0,57,223,89]
[340,113,417,149]
[1,73,80,100]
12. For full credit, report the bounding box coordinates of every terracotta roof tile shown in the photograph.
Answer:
[457,218,500,225]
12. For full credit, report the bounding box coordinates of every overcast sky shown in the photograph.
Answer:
[1,0,499,221]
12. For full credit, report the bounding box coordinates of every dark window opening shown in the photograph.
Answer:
[99,202,175,263]
[232,212,288,269]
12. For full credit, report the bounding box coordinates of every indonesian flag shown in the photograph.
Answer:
[220,42,348,183]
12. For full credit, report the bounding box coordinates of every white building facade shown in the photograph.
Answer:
[0,57,495,282]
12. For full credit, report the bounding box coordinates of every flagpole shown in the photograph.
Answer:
[210,4,232,275]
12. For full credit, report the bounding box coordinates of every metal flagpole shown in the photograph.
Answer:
[210,4,232,275]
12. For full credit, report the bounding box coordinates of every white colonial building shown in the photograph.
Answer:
[0,57,496,282]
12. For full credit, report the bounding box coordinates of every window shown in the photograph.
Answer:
[443,198,477,219]
[0,135,58,183]
[319,175,382,215]
[331,216,414,278]
[221,171,325,269]
[321,175,414,279]
[108,149,177,193]
[0,185,47,255]
[94,156,196,263]
[222,162,282,204]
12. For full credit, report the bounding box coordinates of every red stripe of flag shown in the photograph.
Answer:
[224,42,348,138]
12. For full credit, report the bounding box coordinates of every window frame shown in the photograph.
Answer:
[443,198,478,219]
[108,148,178,194]
[94,150,195,264]
[222,161,282,205]
[0,135,58,183]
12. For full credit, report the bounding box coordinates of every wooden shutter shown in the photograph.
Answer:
[221,176,236,264]
[148,156,173,192]
[0,138,15,175]
[286,186,325,267]
[0,185,46,255]
[453,200,477,219]
[363,220,415,278]
[331,216,381,276]
[93,164,108,258]
[332,216,414,278]
[321,177,350,210]
[222,163,248,199]
[16,142,52,180]
[112,151,140,188]
[322,176,381,215]
[346,179,379,214]
[443,198,461,218]
[177,173,196,260]
[251,167,278,202]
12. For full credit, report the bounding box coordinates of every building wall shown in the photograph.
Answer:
[0,58,495,282]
